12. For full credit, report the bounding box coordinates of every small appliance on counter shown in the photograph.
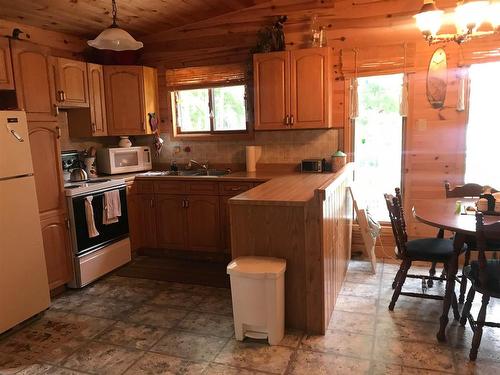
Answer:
[301,158,326,173]
[97,146,152,174]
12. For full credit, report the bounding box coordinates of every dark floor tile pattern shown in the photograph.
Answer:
[1,259,499,374]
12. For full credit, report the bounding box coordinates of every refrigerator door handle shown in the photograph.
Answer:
[10,129,24,142]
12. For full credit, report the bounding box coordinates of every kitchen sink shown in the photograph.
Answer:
[140,169,231,177]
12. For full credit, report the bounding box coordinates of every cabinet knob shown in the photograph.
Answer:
[150,199,154,208]
[61,91,66,101]
[53,104,59,116]
[184,199,189,208]
[230,187,241,191]
[92,123,96,132]
[290,115,294,126]
[56,126,61,139]
[284,115,289,126]
[142,121,146,131]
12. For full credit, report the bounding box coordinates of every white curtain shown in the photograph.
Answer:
[349,78,359,119]
[399,74,409,117]
[456,68,468,112]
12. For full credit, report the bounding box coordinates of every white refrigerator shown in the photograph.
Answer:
[0,111,50,334]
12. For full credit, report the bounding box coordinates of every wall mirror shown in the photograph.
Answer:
[427,48,448,109]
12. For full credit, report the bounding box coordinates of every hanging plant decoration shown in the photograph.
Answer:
[251,16,288,54]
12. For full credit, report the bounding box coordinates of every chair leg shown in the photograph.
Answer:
[440,263,447,281]
[392,262,405,289]
[428,261,437,288]
[451,292,460,321]
[469,294,490,361]
[389,259,411,311]
[460,287,475,326]
[459,250,471,304]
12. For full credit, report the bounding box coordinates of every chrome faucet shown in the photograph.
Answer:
[187,159,209,171]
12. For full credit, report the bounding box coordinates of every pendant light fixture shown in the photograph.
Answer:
[87,0,143,51]
[414,0,499,45]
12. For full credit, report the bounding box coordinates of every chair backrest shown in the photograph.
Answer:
[395,187,406,229]
[476,213,500,270]
[444,181,499,198]
[384,192,408,257]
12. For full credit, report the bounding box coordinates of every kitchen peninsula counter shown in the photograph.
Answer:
[229,163,354,334]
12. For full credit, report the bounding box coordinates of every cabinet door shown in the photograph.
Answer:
[55,58,89,108]
[134,194,157,249]
[40,213,72,289]
[11,40,57,122]
[219,196,231,253]
[289,48,331,129]
[155,195,187,250]
[104,66,145,135]
[28,121,65,218]
[253,51,289,130]
[186,195,220,252]
[88,63,107,135]
[0,37,14,90]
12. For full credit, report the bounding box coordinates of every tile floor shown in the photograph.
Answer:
[1,259,499,374]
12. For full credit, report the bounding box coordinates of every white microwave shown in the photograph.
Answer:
[96,146,152,175]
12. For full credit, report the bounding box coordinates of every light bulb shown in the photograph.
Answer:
[454,0,489,34]
[414,1,444,37]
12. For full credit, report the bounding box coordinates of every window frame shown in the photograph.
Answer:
[170,82,252,140]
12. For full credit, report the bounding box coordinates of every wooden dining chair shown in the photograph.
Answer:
[441,181,500,303]
[459,212,500,361]
[384,192,464,316]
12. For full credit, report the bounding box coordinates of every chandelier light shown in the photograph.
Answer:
[414,0,500,44]
[87,0,143,51]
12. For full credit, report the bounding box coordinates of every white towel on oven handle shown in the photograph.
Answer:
[84,196,99,238]
[103,190,121,225]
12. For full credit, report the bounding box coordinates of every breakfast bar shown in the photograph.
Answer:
[229,163,354,334]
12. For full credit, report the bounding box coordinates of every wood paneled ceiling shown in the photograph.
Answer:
[0,0,263,38]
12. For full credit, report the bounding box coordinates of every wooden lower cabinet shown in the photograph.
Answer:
[219,196,231,252]
[40,214,72,290]
[129,180,262,253]
[155,195,186,250]
[186,195,220,252]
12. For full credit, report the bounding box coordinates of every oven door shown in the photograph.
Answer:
[69,186,129,256]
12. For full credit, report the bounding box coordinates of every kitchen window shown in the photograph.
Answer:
[464,61,500,188]
[172,84,248,135]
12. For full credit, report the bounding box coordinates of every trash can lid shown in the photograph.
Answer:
[227,256,286,279]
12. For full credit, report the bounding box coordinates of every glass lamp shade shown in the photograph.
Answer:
[414,1,444,36]
[489,1,500,28]
[454,0,489,34]
[87,26,143,51]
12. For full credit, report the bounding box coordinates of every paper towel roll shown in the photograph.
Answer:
[246,146,262,172]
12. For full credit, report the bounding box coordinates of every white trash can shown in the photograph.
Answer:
[227,256,286,345]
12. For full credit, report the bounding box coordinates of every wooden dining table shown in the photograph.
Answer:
[412,199,500,342]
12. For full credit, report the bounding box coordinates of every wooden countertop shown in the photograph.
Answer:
[230,168,350,206]
[133,165,353,206]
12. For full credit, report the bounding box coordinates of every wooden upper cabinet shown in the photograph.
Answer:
[253,47,332,131]
[0,37,14,90]
[11,40,57,122]
[87,63,107,135]
[67,63,107,137]
[253,51,289,130]
[104,65,159,136]
[53,57,89,108]
[290,48,331,129]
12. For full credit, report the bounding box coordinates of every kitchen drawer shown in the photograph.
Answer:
[219,181,254,196]
[154,181,186,194]
[186,181,218,195]
[136,181,154,194]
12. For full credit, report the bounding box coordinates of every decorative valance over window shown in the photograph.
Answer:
[165,63,247,90]
[340,43,416,77]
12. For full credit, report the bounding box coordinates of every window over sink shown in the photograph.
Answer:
[172,84,248,135]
